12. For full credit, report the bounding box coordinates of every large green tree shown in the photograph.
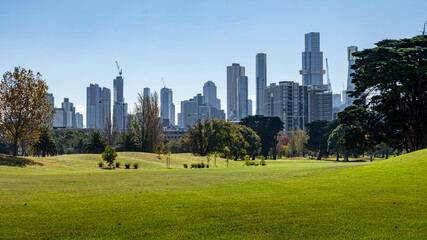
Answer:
[240,115,284,159]
[306,120,339,160]
[349,35,427,151]
[0,67,55,156]
[33,126,58,157]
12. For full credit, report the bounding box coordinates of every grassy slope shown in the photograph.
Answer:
[0,150,426,239]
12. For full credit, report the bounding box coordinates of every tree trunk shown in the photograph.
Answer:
[343,153,349,162]
[13,140,18,156]
[370,155,373,162]
[336,153,339,161]
[317,152,322,160]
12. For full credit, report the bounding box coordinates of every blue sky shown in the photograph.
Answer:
[1,0,426,124]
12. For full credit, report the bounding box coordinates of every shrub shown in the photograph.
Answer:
[102,145,117,168]
[125,163,131,169]
[115,162,121,168]
[244,155,250,166]
[183,163,188,168]
[260,156,267,166]
[191,163,196,168]
[133,163,139,169]
[98,161,103,168]
[206,164,209,168]
[249,161,255,166]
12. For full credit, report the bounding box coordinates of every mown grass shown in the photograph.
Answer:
[0,150,426,239]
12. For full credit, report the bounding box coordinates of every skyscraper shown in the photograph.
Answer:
[86,84,111,129]
[86,84,101,129]
[300,32,325,86]
[62,98,76,128]
[143,87,150,98]
[248,99,253,116]
[345,46,358,107]
[113,75,128,132]
[256,53,267,115]
[307,85,333,122]
[75,113,83,128]
[227,63,245,121]
[161,87,174,126]
[203,81,220,109]
[237,76,248,120]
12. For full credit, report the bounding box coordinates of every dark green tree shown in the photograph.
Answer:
[117,132,137,152]
[240,115,284,159]
[85,131,106,154]
[306,120,339,160]
[32,126,57,157]
[236,125,261,159]
[349,35,427,151]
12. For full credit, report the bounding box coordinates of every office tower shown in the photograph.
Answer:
[332,93,342,107]
[62,98,76,128]
[237,76,248,120]
[345,46,358,107]
[256,53,267,115]
[181,98,198,127]
[75,113,83,128]
[264,81,308,135]
[113,75,128,132]
[227,63,245,121]
[300,32,325,86]
[53,108,66,128]
[99,87,111,129]
[86,84,101,129]
[203,81,220,109]
[161,87,174,126]
[248,99,253,116]
[171,103,175,125]
[143,87,150,98]
[307,85,333,122]
[177,113,182,127]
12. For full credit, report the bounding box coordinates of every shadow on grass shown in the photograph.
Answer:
[0,154,44,167]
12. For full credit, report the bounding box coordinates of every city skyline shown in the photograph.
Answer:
[1,1,425,125]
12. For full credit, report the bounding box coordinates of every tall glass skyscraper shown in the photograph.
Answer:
[203,81,220,109]
[86,84,111,129]
[227,63,245,121]
[161,87,174,126]
[256,53,267,115]
[237,76,248,120]
[300,32,325,86]
[113,75,128,132]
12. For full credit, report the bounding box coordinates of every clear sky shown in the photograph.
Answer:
[1,0,426,125]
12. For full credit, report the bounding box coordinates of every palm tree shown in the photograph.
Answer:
[33,126,57,157]
[85,131,106,154]
[118,132,136,152]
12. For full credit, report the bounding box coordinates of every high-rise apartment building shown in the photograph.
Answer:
[344,46,358,107]
[237,76,248,120]
[75,113,83,128]
[86,84,111,129]
[307,85,333,122]
[300,32,325,86]
[256,53,267,115]
[161,87,174,126]
[227,63,245,121]
[264,81,308,135]
[203,81,220,109]
[54,98,76,128]
[113,75,128,132]
[180,93,225,128]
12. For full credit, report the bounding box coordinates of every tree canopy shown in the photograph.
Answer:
[0,67,55,156]
[348,35,427,151]
[306,120,339,160]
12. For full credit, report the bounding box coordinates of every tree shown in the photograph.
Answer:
[183,119,210,156]
[117,132,137,152]
[349,35,427,151]
[0,67,55,156]
[306,120,339,160]
[285,128,309,158]
[102,145,117,168]
[85,131,106,154]
[240,115,284,159]
[327,124,350,161]
[33,126,57,157]
[236,125,261,160]
[131,93,163,152]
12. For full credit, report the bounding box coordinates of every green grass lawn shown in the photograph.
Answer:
[0,150,426,239]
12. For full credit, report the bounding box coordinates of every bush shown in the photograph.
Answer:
[98,161,103,168]
[206,164,209,168]
[244,155,250,166]
[102,145,117,168]
[183,163,188,168]
[125,163,131,169]
[197,163,205,168]
[260,156,267,166]
[133,163,139,169]
[115,162,121,168]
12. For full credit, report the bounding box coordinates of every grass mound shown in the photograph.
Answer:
[0,154,43,167]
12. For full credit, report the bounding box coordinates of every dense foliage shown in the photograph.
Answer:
[33,126,58,157]
[306,120,339,160]
[102,145,117,167]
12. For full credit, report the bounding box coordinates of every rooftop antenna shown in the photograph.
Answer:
[325,58,332,93]
[115,61,122,76]
[162,77,166,88]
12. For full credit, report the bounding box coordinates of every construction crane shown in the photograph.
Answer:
[325,58,332,93]
[115,61,122,76]
[162,77,166,88]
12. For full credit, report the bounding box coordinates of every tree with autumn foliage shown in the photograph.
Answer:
[0,67,55,156]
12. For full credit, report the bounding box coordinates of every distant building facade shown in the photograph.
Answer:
[227,63,245,121]
[161,87,174,126]
[203,81,221,109]
[344,46,358,107]
[307,84,333,122]
[54,98,76,128]
[237,76,248,120]
[75,113,84,128]
[256,53,267,115]
[86,84,111,129]
[143,87,150,98]
[300,32,325,86]
[113,75,128,132]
